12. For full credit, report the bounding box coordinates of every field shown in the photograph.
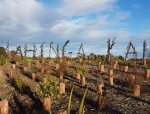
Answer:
[0,58,150,114]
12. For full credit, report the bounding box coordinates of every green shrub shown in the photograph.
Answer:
[45,59,50,63]
[101,55,106,61]
[118,55,124,60]
[33,71,60,98]
[0,55,6,66]
[54,60,59,64]
[30,65,39,73]
[144,66,150,70]
[66,57,71,61]
[0,47,7,58]
[100,61,105,65]
[76,66,89,77]
[32,56,38,60]
[16,76,26,93]
[22,57,28,67]
[76,66,80,73]
[114,57,118,61]
[97,58,102,62]
[30,60,36,65]
[14,56,21,62]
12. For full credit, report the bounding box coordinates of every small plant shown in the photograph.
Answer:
[100,61,105,65]
[114,56,118,61]
[38,56,41,61]
[57,62,67,73]
[95,85,108,114]
[0,55,6,66]
[144,66,150,70]
[33,71,60,98]
[122,106,132,111]
[67,85,88,114]
[30,65,39,73]
[54,60,59,64]
[16,76,26,93]
[107,60,113,65]
[14,56,21,62]
[98,86,108,96]
[124,62,128,66]
[80,59,86,67]
[66,57,70,61]
[98,58,102,63]
[22,57,28,67]
[76,66,80,73]
[76,66,89,77]
[45,59,50,63]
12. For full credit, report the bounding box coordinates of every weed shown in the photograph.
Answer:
[122,106,133,111]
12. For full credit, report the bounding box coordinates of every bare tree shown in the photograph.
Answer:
[107,37,117,61]
[62,40,70,59]
[77,43,86,59]
[125,40,138,61]
[143,40,148,60]
[49,42,53,59]
[40,42,45,58]
[24,43,37,60]
[12,46,23,60]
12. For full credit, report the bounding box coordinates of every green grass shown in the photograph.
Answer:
[122,106,133,111]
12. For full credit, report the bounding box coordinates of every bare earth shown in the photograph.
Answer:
[0,61,150,114]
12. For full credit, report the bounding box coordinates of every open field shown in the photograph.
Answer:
[0,59,150,114]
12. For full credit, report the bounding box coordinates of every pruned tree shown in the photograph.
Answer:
[62,40,70,59]
[107,37,117,61]
[32,43,37,59]
[24,43,27,57]
[24,43,37,60]
[51,44,58,59]
[56,44,59,60]
[77,43,86,60]
[49,42,53,60]
[40,42,45,58]
[143,40,148,60]
[12,46,23,60]
[5,40,9,59]
[125,40,138,61]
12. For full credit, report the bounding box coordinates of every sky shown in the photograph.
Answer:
[0,0,150,58]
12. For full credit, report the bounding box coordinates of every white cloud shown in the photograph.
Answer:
[56,0,118,17]
[114,11,130,20]
[0,0,149,59]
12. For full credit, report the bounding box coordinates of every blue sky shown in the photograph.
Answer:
[0,0,150,58]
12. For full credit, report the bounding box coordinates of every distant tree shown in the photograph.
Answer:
[10,50,16,56]
[146,49,150,68]
[94,55,97,60]
[9,50,17,60]
[87,55,90,60]
[106,54,114,61]
[97,54,101,59]
[118,55,124,60]
[0,47,7,57]
[90,53,95,60]
[101,55,106,61]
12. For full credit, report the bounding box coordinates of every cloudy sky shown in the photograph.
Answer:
[0,0,150,58]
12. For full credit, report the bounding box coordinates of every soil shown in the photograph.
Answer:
[0,61,150,114]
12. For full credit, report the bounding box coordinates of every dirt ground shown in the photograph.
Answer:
[0,61,150,114]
